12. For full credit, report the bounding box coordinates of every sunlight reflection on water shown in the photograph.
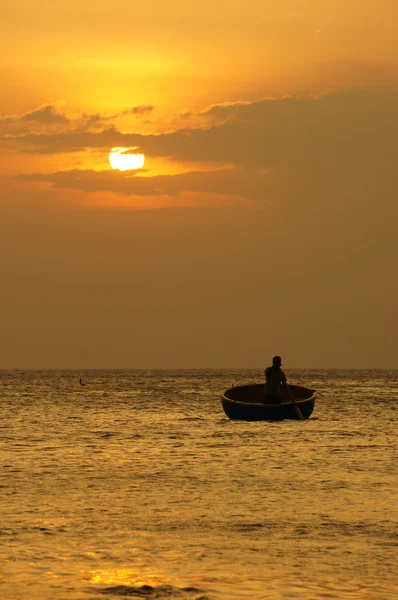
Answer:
[87,566,168,587]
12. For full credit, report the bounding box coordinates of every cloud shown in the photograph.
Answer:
[4,125,125,154]
[199,100,252,121]
[15,167,272,203]
[1,103,69,124]
[83,105,155,124]
[21,104,69,124]
[0,104,155,138]
[175,102,250,124]
[120,105,155,117]
[7,89,398,215]
[3,91,397,175]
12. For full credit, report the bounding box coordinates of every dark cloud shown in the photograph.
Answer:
[121,105,155,117]
[21,104,69,124]
[83,105,155,123]
[3,91,397,175]
[8,89,398,213]
[11,126,126,154]
[200,100,251,121]
[0,104,155,137]
[0,104,69,125]
[15,167,272,202]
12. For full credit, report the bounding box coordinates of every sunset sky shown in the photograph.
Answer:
[1,1,397,368]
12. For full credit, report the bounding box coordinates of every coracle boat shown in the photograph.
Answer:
[221,384,317,421]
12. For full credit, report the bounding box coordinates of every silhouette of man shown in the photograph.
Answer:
[264,356,290,404]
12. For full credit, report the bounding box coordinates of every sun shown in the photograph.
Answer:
[109,147,145,171]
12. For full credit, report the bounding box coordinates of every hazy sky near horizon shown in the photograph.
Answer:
[1,1,397,368]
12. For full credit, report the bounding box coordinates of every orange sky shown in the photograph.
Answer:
[1,1,398,368]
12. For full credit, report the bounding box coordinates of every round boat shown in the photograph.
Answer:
[220,383,317,421]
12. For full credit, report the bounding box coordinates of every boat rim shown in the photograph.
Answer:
[221,384,317,409]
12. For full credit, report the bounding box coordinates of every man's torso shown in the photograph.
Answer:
[264,366,286,396]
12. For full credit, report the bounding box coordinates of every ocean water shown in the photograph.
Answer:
[1,369,397,600]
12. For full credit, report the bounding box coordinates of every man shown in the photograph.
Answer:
[264,356,291,404]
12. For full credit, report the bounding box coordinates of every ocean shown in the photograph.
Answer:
[1,369,397,600]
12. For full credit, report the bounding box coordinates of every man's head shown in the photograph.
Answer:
[272,356,282,368]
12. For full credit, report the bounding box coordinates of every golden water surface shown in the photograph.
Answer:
[1,369,397,599]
